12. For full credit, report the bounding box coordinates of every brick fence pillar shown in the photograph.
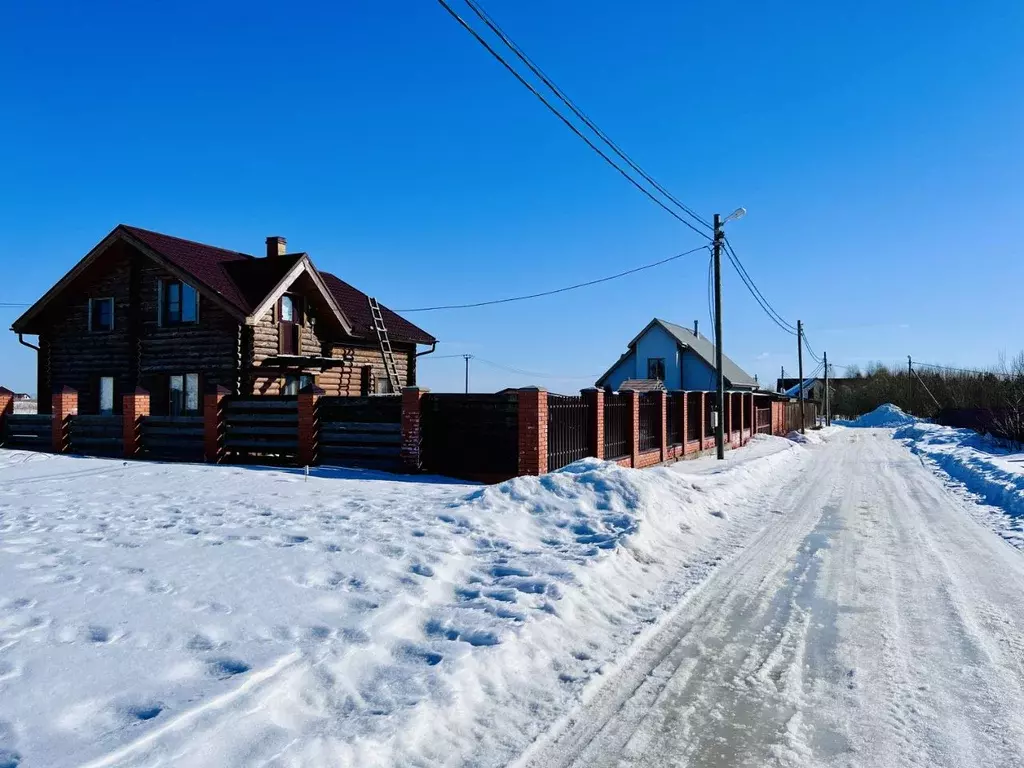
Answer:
[204,385,230,463]
[582,387,604,460]
[52,386,77,453]
[298,384,323,467]
[682,392,691,454]
[739,392,745,445]
[0,387,13,442]
[624,389,639,468]
[401,387,428,472]
[517,387,548,476]
[657,390,668,461]
[122,387,150,458]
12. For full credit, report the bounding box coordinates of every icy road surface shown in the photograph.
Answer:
[523,428,1024,768]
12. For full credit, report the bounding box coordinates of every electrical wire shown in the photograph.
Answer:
[474,357,600,380]
[459,0,712,233]
[706,250,715,346]
[396,244,709,312]
[435,0,711,240]
[722,240,797,336]
[913,361,999,377]
[0,303,31,307]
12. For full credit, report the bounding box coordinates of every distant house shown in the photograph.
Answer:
[10,226,435,415]
[596,319,758,392]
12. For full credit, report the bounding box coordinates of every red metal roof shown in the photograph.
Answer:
[120,226,434,344]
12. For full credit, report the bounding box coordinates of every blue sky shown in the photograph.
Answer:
[1,1,1021,396]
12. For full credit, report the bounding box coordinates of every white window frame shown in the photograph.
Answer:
[169,373,201,416]
[87,297,115,333]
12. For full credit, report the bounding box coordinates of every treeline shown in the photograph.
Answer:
[830,354,1024,444]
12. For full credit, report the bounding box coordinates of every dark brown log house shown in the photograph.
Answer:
[10,225,435,415]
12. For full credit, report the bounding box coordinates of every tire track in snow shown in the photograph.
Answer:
[520,436,846,767]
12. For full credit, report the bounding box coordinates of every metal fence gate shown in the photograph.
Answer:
[547,394,591,471]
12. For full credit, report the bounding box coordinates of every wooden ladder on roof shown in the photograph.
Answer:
[368,297,402,394]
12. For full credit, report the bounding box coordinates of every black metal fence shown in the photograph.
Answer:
[318,396,402,471]
[604,393,630,460]
[141,416,204,461]
[2,414,50,451]
[638,392,660,452]
[68,415,123,457]
[421,394,518,480]
[547,394,591,471]
[223,396,298,463]
[667,393,682,445]
[686,392,702,442]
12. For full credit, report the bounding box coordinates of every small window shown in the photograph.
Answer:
[283,374,314,396]
[374,375,393,395]
[169,373,200,415]
[280,295,296,323]
[163,280,198,325]
[647,358,666,381]
[89,298,114,332]
[99,376,114,415]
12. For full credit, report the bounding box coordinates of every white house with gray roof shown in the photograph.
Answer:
[596,318,758,392]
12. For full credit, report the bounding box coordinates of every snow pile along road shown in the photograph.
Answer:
[836,403,916,428]
[0,436,808,768]
[895,420,1024,549]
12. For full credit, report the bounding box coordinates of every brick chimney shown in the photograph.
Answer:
[265,236,287,258]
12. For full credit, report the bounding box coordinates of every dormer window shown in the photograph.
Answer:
[162,280,198,325]
[88,298,114,332]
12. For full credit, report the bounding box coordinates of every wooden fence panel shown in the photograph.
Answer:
[3,414,51,451]
[223,396,298,463]
[141,416,205,461]
[68,415,123,457]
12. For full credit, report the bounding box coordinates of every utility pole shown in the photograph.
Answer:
[908,355,913,414]
[463,354,473,394]
[713,213,726,459]
[823,351,830,426]
[797,320,806,434]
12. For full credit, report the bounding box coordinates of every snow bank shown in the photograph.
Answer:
[0,438,809,768]
[895,422,1024,549]
[835,403,916,428]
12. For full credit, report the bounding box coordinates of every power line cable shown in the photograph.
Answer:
[459,0,711,232]
[474,357,600,380]
[722,239,797,335]
[913,361,1000,377]
[435,0,711,240]
[396,244,709,312]
[706,250,715,346]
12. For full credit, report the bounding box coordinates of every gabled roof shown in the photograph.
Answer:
[11,225,436,345]
[596,318,758,390]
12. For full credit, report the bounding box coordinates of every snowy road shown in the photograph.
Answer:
[524,429,1024,768]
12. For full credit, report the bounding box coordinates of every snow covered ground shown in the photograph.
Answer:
[523,427,1024,767]
[0,436,809,768]
[895,420,1024,549]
